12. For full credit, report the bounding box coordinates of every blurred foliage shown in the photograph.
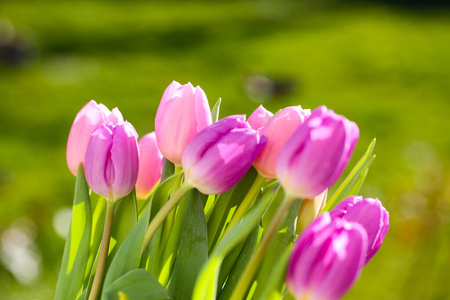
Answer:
[0,0,449,299]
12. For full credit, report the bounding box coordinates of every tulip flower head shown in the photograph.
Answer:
[247,105,274,130]
[135,132,164,200]
[84,121,139,202]
[287,213,368,300]
[155,81,212,165]
[276,106,359,199]
[182,115,266,195]
[330,196,389,264]
[66,100,123,176]
[253,106,311,178]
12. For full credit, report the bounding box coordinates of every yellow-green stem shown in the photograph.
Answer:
[88,200,115,300]
[225,174,266,234]
[142,181,192,253]
[230,193,297,300]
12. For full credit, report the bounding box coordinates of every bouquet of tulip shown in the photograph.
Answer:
[55,81,389,300]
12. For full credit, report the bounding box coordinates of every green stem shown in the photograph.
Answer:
[142,181,192,253]
[88,200,115,300]
[226,174,266,233]
[229,193,297,300]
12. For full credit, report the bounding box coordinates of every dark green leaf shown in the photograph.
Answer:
[55,165,92,300]
[193,182,280,299]
[218,225,259,300]
[169,189,208,300]
[253,199,302,299]
[103,269,170,300]
[101,198,151,295]
[259,245,294,300]
[206,188,235,250]
[158,192,189,286]
[108,190,138,268]
[209,167,258,250]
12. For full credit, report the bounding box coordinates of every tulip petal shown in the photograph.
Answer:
[135,132,163,199]
[85,125,114,198]
[111,122,139,201]
[67,100,110,175]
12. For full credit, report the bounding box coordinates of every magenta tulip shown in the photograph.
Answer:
[253,106,310,178]
[182,115,266,194]
[155,81,212,165]
[330,196,389,264]
[247,105,273,130]
[135,132,164,200]
[287,213,368,300]
[84,121,139,201]
[66,100,123,176]
[276,106,359,199]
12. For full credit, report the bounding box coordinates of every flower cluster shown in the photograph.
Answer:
[58,81,389,300]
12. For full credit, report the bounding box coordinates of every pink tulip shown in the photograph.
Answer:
[66,100,123,176]
[247,105,273,130]
[330,196,389,264]
[182,115,266,194]
[276,106,359,199]
[155,81,212,165]
[287,213,368,300]
[84,122,139,201]
[135,132,164,200]
[253,106,310,178]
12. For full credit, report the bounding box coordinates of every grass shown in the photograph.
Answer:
[0,1,449,299]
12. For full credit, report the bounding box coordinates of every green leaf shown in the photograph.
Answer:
[103,269,170,300]
[206,187,235,250]
[193,182,280,299]
[209,167,258,250]
[258,245,293,300]
[158,192,189,286]
[139,172,180,278]
[169,189,208,300]
[101,197,151,295]
[84,196,106,285]
[55,165,92,300]
[192,256,223,300]
[261,185,285,229]
[253,199,302,299]
[218,225,259,300]
[211,98,222,123]
[161,158,175,183]
[151,172,182,222]
[213,182,279,257]
[217,237,246,290]
[108,191,138,266]
[324,138,376,211]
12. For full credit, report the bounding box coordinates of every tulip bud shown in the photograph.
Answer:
[276,106,359,199]
[296,189,327,233]
[182,115,266,195]
[85,121,139,201]
[287,213,368,300]
[330,196,389,264]
[135,132,164,200]
[155,81,212,165]
[253,106,310,178]
[247,105,273,130]
[66,100,123,176]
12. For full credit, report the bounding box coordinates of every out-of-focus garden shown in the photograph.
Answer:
[0,0,449,299]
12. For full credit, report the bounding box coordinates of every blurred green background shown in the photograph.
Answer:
[1,0,449,299]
